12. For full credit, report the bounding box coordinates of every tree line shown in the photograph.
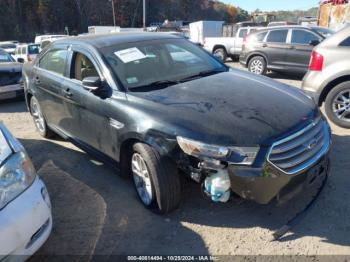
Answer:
[0,0,250,42]
[0,0,318,42]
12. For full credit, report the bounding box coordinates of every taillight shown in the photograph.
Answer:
[309,51,324,71]
[27,55,32,62]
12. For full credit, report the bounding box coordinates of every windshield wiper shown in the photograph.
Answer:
[130,80,180,91]
[179,68,227,83]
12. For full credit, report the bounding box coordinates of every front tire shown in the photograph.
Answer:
[213,47,227,62]
[131,143,181,213]
[248,56,267,75]
[30,96,54,138]
[325,81,350,128]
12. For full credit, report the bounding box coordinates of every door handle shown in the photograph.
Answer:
[63,88,73,98]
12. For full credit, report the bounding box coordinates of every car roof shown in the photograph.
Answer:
[54,32,182,49]
[259,25,319,31]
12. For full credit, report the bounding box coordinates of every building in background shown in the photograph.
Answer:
[318,0,350,31]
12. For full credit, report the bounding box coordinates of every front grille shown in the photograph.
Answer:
[0,72,22,86]
[268,117,330,174]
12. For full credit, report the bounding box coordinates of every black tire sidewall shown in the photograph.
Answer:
[131,143,181,213]
[213,48,227,62]
[248,56,267,75]
[325,81,350,128]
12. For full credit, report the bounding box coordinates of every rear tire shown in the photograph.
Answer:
[30,96,54,138]
[131,143,181,214]
[213,47,227,62]
[248,56,267,75]
[325,81,350,128]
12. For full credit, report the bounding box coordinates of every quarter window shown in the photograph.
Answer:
[266,30,288,43]
[291,30,320,45]
[253,31,267,42]
[239,29,248,38]
[39,49,68,76]
[71,53,99,81]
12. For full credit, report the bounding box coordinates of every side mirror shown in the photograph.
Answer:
[82,76,101,91]
[17,58,24,63]
[309,40,320,46]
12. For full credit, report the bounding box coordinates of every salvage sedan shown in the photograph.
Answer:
[0,48,24,100]
[0,123,52,260]
[23,33,331,214]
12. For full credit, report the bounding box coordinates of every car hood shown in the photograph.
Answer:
[128,71,317,146]
[0,62,22,73]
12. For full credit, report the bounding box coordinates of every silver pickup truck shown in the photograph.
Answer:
[203,27,262,62]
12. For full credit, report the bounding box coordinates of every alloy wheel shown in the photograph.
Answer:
[250,59,264,74]
[332,89,350,122]
[31,99,46,133]
[131,153,154,205]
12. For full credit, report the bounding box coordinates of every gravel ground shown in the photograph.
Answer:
[1,62,350,260]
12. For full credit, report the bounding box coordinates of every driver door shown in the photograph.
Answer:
[63,47,112,155]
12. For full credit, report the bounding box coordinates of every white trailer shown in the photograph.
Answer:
[189,21,224,45]
[88,26,120,34]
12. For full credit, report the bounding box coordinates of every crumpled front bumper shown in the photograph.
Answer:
[228,155,330,204]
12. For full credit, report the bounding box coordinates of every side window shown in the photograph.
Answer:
[291,30,320,45]
[239,29,248,38]
[266,30,288,43]
[340,37,350,47]
[15,47,20,55]
[39,49,68,76]
[21,46,26,54]
[71,53,99,81]
[253,32,267,42]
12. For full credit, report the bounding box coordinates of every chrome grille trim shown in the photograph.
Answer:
[267,117,330,175]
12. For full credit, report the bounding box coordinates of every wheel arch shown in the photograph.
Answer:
[212,45,227,53]
[319,75,350,106]
[246,52,268,68]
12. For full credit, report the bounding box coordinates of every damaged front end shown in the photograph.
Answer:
[176,116,331,205]
[176,136,260,203]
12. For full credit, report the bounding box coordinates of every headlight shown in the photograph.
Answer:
[0,152,36,210]
[177,136,229,159]
[177,136,259,165]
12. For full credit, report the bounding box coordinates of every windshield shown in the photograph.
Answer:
[101,38,227,90]
[0,51,14,62]
[312,27,334,38]
[28,44,40,54]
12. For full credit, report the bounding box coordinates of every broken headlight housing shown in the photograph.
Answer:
[177,136,259,165]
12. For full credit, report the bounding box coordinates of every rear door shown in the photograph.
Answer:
[264,29,289,69]
[233,28,248,54]
[33,45,69,130]
[285,29,322,73]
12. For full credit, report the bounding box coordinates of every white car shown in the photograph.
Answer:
[0,123,52,261]
[13,44,40,63]
[203,27,262,62]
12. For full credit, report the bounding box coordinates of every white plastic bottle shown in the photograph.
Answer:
[204,169,231,203]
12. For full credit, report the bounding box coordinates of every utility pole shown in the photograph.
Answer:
[111,0,116,28]
[143,0,146,29]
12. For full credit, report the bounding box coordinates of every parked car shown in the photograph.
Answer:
[302,25,350,128]
[0,42,17,55]
[23,33,331,213]
[0,123,52,260]
[0,48,24,100]
[240,26,334,75]
[204,27,262,61]
[13,44,41,63]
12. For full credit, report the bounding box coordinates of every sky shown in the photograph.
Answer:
[222,0,319,12]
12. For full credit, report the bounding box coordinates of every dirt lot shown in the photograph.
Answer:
[1,62,350,259]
